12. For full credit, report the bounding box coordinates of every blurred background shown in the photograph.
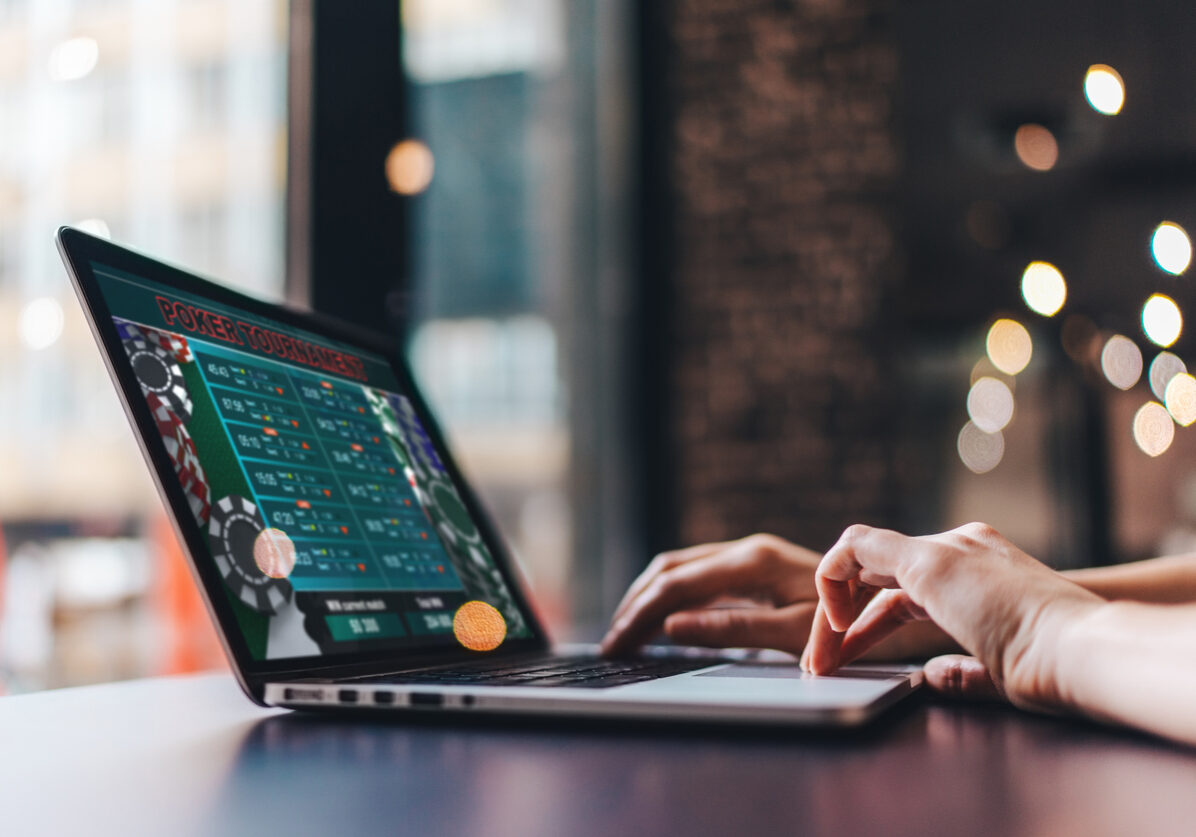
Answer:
[1,0,1195,692]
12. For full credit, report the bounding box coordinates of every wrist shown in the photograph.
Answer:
[1049,599,1122,714]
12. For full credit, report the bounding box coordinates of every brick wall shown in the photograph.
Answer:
[656,0,903,550]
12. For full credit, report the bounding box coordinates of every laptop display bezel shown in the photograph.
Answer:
[56,226,551,700]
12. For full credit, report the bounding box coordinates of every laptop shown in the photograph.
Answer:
[57,226,921,727]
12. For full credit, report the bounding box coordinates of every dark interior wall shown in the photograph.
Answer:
[644,0,904,552]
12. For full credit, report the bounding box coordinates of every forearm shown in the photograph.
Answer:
[1063,553,1196,603]
[1058,601,1196,746]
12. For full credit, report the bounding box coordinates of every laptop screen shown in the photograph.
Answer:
[89,259,530,662]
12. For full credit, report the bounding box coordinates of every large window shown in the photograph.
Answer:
[400,0,634,634]
[0,0,287,691]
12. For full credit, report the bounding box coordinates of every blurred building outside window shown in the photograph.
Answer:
[0,0,287,693]
[401,0,581,634]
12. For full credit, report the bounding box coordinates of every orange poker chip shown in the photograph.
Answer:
[453,601,506,652]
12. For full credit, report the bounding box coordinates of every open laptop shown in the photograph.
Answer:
[57,226,921,727]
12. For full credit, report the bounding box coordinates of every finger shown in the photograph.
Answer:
[923,654,1004,701]
[816,526,908,631]
[804,582,881,674]
[663,603,816,657]
[611,541,729,625]
[836,590,930,666]
[801,601,835,672]
[601,552,774,657]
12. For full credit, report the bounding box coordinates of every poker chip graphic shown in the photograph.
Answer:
[143,327,193,364]
[145,392,211,526]
[385,392,526,635]
[209,495,293,615]
[123,336,193,422]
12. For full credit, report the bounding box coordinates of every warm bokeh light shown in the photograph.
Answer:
[1151,222,1192,275]
[957,421,1005,474]
[19,297,66,351]
[1084,64,1125,115]
[1020,261,1067,317]
[1142,294,1183,347]
[453,600,507,651]
[1149,352,1187,401]
[986,319,1033,376]
[385,139,435,195]
[967,377,1015,433]
[48,37,99,82]
[1100,334,1143,390]
[1132,401,1175,457]
[970,357,1014,389]
[1013,124,1058,171]
[1164,373,1196,427]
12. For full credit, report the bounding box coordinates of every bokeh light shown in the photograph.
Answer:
[1100,335,1142,390]
[48,37,99,82]
[385,139,435,195]
[986,319,1033,375]
[1132,402,1175,457]
[1149,351,1187,401]
[1084,64,1125,116]
[1013,124,1058,171]
[967,377,1015,433]
[1142,294,1183,347]
[1164,373,1196,427]
[453,600,507,652]
[1020,261,1067,317]
[1151,222,1192,275]
[19,297,65,351]
[970,357,1014,389]
[957,421,1005,474]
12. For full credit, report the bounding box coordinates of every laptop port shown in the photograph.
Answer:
[373,691,395,705]
[410,692,443,707]
[338,689,359,704]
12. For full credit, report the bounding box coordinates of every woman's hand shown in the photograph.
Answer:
[804,522,1103,712]
[600,533,957,662]
[600,534,823,657]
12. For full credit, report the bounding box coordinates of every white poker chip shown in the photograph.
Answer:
[209,494,292,615]
[123,336,193,422]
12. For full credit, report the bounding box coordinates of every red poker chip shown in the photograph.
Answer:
[142,326,193,364]
[145,392,211,525]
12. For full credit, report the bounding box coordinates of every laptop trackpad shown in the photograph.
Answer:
[700,664,908,680]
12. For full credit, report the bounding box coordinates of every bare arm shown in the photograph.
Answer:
[1058,601,1196,744]
[807,523,1196,747]
[1064,554,1196,603]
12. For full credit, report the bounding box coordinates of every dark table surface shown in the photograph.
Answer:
[3,672,1196,836]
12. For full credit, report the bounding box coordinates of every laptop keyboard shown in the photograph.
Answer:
[356,655,711,689]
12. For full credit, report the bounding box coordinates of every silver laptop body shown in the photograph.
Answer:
[58,226,920,728]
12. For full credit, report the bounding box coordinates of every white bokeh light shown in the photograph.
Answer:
[1142,294,1183,348]
[1020,261,1067,317]
[1149,351,1187,401]
[1084,64,1125,116]
[1132,401,1175,457]
[1151,222,1192,276]
[48,37,99,82]
[967,377,1015,433]
[1100,335,1143,390]
[957,421,1005,474]
[20,297,65,351]
[1164,373,1196,427]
